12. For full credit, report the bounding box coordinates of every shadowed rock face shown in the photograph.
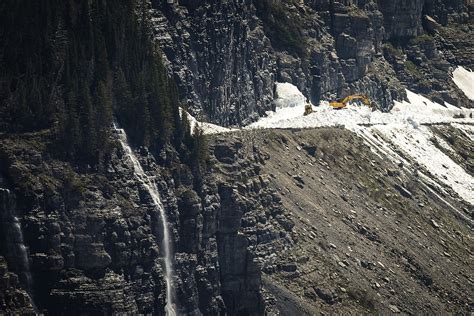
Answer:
[0,255,35,314]
[424,0,472,26]
[151,0,277,126]
[378,0,425,39]
[0,189,35,314]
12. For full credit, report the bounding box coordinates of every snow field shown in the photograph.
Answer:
[180,108,234,135]
[372,124,473,205]
[453,66,474,100]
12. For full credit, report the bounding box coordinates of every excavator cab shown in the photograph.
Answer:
[304,99,313,116]
[329,100,347,109]
[330,94,371,109]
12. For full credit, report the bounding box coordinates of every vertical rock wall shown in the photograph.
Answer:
[378,0,425,39]
[151,0,277,126]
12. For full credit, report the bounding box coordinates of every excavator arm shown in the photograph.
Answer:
[330,94,371,109]
[341,94,370,105]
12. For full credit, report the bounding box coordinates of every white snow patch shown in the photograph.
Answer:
[181,82,474,205]
[179,108,234,135]
[247,83,309,128]
[353,125,471,219]
[453,66,474,100]
[274,82,306,110]
[373,124,474,205]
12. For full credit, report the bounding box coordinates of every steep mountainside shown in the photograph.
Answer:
[227,128,472,315]
[152,0,473,125]
[0,0,473,315]
[1,123,472,314]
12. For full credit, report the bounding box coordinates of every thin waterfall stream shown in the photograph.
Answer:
[114,125,177,315]
[0,188,37,311]
[11,215,37,311]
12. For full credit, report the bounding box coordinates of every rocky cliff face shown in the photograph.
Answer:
[150,0,472,125]
[0,255,35,314]
[378,0,425,38]
[150,0,276,126]
[0,129,293,314]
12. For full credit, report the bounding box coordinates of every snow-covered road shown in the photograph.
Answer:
[246,83,473,130]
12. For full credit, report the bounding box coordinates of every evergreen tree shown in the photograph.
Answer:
[79,81,98,164]
[95,80,113,151]
[135,72,152,147]
[113,69,133,127]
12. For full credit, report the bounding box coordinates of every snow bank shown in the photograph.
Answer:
[188,83,472,134]
[374,124,474,205]
[453,66,474,100]
[247,89,473,130]
[179,108,234,135]
[246,83,309,127]
[184,82,474,205]
[274,82,306,109]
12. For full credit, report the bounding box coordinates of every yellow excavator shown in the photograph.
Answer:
[329,94,371,109]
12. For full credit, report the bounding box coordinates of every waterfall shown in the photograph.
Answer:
[0,188,37,311]
[114,125,177,315]
[11,216,35,300]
